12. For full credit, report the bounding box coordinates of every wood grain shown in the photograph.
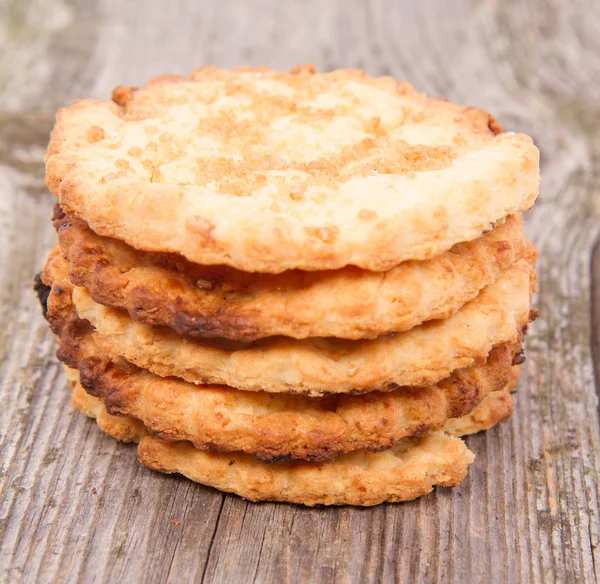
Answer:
[1,0,599,582]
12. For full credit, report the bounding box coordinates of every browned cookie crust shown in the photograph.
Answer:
[68,371,514,506]
[67,370,474,506]
[52,301,520,462]
[43,248,537,395]
[54,205,532,341]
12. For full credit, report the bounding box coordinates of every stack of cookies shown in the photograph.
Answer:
[35,66,540,506]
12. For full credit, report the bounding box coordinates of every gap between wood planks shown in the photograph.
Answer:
[589,239,600,415]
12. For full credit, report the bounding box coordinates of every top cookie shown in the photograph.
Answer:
[46,65,540,273]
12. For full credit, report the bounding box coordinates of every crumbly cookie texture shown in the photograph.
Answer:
[45,66,540,273]
[43,249,536,395]
[54,206,532,341]
[68,367,147,443]
[138,433,469,506]
[55,302,518,461]
[67,366,514,446]
[443,389,514,437]
[69,370,517,506]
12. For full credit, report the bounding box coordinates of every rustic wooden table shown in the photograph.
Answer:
[1,1,599,582]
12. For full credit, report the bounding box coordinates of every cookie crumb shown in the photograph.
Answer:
[87,126,105,143]
[112,85,136,106]
[290,64,316,75]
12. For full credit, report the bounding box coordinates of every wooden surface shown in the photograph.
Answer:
[1,0,599,582]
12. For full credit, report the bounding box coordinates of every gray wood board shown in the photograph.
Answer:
[1,0,599,582]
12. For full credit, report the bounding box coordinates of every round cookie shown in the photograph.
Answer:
[46,66,540,273]
[55,207,532,341]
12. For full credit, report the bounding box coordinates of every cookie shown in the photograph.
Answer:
[46,66,540,273]
[54,206,532,341]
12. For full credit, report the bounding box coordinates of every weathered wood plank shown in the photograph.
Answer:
[0,0,599,582]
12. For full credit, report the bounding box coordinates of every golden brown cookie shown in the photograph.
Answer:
[54,206,532,341]
[67,372,473,506]
[68,372,514,506]
[45,66,540,273]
